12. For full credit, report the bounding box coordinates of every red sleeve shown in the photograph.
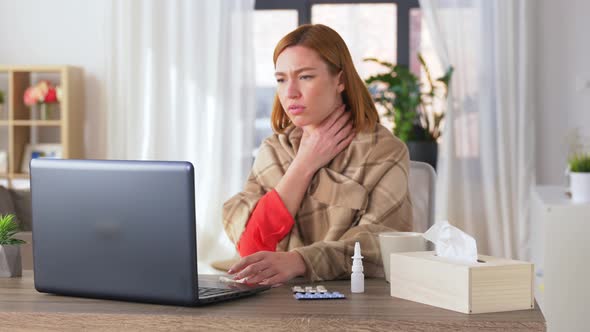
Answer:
[237,189,295,257]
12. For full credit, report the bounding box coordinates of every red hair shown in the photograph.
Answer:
[271,24,379,134]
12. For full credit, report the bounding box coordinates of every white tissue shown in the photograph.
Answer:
[423,220,478,264]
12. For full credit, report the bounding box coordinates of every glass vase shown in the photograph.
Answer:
[36,103,58,120]
[40,103,48,120]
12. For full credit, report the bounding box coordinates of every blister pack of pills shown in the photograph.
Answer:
[291,285,346,300]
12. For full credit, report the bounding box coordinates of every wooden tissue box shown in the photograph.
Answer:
[389,251,534,314]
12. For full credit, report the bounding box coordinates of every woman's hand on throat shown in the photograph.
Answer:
[294,104,355,174]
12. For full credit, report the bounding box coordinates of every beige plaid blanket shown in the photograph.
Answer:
[223,123,412,281]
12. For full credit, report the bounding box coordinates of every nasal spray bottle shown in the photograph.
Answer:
[351,241,364,293]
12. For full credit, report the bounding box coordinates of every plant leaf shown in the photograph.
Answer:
[0,214,25,245]
[364,56,452,143]
[569,153,590,172]
[363,57,395,69]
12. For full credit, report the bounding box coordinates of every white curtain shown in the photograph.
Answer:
[105,0,256,267]
[420,0,535,260]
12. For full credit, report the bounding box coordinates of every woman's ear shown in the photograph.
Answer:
[337,71,345,93]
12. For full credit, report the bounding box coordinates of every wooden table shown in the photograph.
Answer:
[0,271,545,331]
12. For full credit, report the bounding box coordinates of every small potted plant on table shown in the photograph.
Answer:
[569,154,590,203]
[0,214,26,277]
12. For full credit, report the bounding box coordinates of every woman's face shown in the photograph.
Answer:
[275,45,344,131]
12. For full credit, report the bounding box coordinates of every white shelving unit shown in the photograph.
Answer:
[531,185,590,332]
[0,65,84,188]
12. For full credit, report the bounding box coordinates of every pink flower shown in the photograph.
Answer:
[23,87,41,106]
[36,81,50,98]
[23,81,61,106]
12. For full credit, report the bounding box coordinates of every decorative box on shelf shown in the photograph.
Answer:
[389,251,534,314]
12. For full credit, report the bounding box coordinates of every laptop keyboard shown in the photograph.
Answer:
[198,287,238,298]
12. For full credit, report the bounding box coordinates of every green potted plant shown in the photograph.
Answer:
[0,214,25,277]
[0,89,5,119]
[568,153,590,202]
[364,55,453,169]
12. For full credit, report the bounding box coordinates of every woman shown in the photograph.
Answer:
[223,24,412,285]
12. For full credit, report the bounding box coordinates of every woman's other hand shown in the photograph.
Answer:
[227,251,307,286]
[294,104,355,174]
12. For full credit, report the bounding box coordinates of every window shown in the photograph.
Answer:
[254,0,420,149]
[253,10,298,148]
[311,3,397,80]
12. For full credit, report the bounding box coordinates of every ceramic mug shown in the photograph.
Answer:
[378,232,428,282]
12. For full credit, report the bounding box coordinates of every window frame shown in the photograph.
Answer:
[254,0,420,66]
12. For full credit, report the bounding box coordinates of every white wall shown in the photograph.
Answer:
[0,0,108,159]
[535,0,590,185]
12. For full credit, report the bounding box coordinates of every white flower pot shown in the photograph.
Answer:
[0,245,22,277]
[570,172,590,203]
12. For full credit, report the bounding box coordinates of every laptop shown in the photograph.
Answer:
[30,158,270,305]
